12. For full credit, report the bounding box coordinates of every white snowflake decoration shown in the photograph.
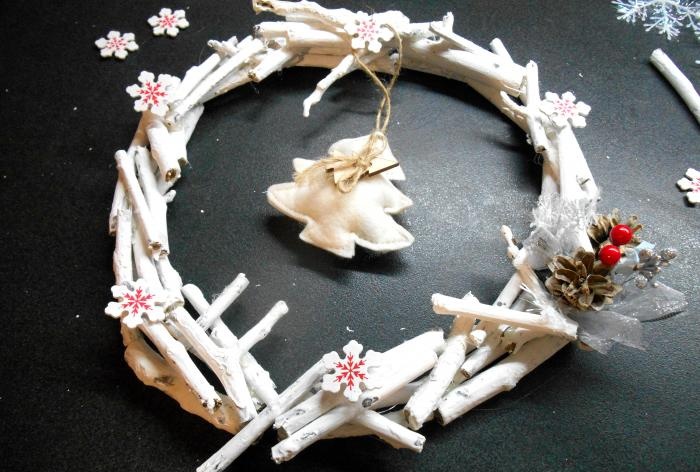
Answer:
[126,71,180,116]
[148,8,190,37]
[94,31,138,60]
[677,167,700,204]
[105,279,166,329]
[321,340,381,401]
[612,0,700,40]
[344,12,394,53]
[539,91,591,128]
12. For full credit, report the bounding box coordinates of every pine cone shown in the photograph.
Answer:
[587,209,642,251]
[545,248,621,311]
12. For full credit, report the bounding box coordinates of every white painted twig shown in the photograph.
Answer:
[404,311,472,430]
[181,282,280,408]
[432,294,578,339]
[144,114,182,182]
[437,335,569,425]
[651,48,700,125]
[325,410,414,448]
[174,54,223,103]
[274,390,344,438]
[168,307,257,421]
[197,273,250,330]
[121,325,243,433]
[238,301,289,353]
[197,360,327,472]
[112,208,133,285]
[114,149,164,257]
[135,146,169,255]
[352,409,425,451]
[489,38,512,62]
[248,47,299,82]
[168,105,204,166]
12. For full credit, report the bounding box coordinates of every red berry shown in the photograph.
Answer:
[599,244,621,266]
[609,224,633,246]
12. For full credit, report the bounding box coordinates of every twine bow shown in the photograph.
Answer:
[295,26,403,193]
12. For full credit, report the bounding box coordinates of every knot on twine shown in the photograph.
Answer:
[294,26,402,193]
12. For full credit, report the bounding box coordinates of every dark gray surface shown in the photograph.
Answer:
[1,1,698,471]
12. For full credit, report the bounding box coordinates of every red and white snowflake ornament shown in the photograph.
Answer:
[105,279,166,329]
[321,340,381,401]
[344,12,394,53]
[148,8,189,37]
[126,71,180,116]
[539,91,591,128]
[95,31,138,60]
[677,167,700,205]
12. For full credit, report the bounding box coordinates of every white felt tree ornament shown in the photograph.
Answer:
[267,150,414,258]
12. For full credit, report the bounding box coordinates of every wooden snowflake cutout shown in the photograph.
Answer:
[539,91,591,128]
[126,71,180,116]
[94,31,138,60]
[344,12,394,53]
[105,279,166,328]
[266,140,413,258]
[148,8,189,37]
[322,340,381,401]
[677,167,700,205]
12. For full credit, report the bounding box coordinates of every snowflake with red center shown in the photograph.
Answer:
[677,168,700,205]
[105,279,166,328]
[322,340,381,401]
[148,8,189,37]
[344,12,394,53]
[94,31,138,60]
[126,71,180,116]
[539,91,591,128]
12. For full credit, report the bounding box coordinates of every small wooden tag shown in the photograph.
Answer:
[367,154,400,176]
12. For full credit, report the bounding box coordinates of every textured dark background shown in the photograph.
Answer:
[1,1,698,471]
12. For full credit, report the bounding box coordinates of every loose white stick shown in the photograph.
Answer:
[432,294,578,339]
[198,360,327,472]
[181,283,279,408]
[197,273,250,330]
[168,307,257,421]
[437,335,569,425]
[121,325,243,433]
[238,301,289,353]
[651,48,700,124]
[114,150,164,257]
[112,208,133,285]
[404,313,472,430]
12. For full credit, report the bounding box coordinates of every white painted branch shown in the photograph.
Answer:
[352,409,425,452]
[115,149,164,257]
[238,301,289,353]
[174,54,223,103]
[325,410,411,447]
[437,335,569,425]
[134,146,169,255]
[181,283,279,408]
[255,21,312,40]
[108,182,127,236]
[489,38,512,62]
[131,221,162,289]
[112,208,133,285]
[155,257,183,297]
[203,68,253,102]
[404,314,472,430]
[197,360,327,472]
[168,105,204,166]
[168,307,257,421]
[522,61,548,153]
[651,48,700,125]
[251,0,353,28]
[248,48,299,82]
[144,114,182,182]
[287,28,347,50]
[429,20,506,64]
[303,53,356,117]
[274,390,344,438]
[197,273,250,330]
[432,294,578,339]
[121,325,243,433]
[140,321,221,411]
[172,38,265,120]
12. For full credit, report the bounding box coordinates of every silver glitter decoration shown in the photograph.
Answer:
[634,247,678,288]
